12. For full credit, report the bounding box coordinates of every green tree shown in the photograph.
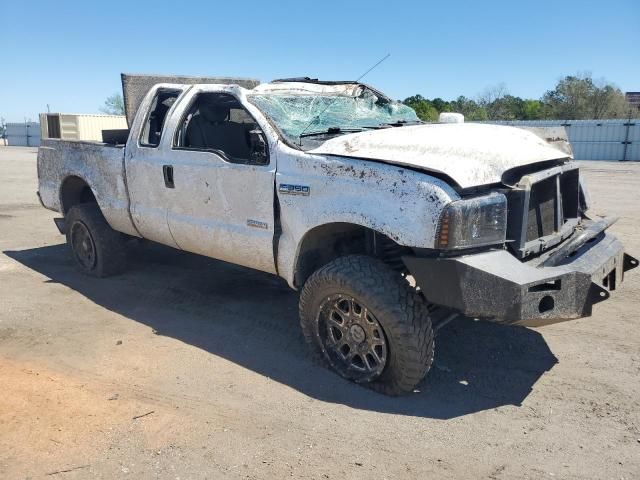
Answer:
[488,95,525,120]
[403,95,439,121]
[401,73,630,123]
[543,74,628,119]
[430,98,450,113]
[100,93,125,115]
[448,96,488,121]
[521,100,544,120]
[404,95,490,121]
[477,83,508,119]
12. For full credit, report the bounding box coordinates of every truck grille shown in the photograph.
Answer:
[526,177,558,241]
[507,164,580,258]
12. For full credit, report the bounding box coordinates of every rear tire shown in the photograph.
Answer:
[299,255,434,396]
[65,204,127,277]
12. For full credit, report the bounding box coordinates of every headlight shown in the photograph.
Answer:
[435,193,507,249]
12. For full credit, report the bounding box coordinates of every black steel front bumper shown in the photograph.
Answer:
[403,231,638,327]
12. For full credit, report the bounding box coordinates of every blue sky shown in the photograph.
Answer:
[2,0,638,121]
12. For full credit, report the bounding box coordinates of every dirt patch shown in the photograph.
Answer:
[0,357,186,478]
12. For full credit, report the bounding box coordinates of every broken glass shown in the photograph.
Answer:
[248,88,419,146]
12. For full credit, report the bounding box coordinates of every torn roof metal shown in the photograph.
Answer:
[121,73,260,126]
[252,82,368,97]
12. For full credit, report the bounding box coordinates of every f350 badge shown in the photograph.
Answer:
[279,184,310,196]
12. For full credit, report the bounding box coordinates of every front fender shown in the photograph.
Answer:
[274,148,459,287]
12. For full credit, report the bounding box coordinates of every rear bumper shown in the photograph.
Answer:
[403,232,638,326]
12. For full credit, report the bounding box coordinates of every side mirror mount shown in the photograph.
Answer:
[249,129,269,165]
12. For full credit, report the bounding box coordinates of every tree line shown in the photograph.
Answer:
[98,72,634,122]
[403,73,634,122]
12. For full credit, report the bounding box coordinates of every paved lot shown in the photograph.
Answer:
[0,146,639,479]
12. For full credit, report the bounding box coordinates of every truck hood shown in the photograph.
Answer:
[308,123,571,188]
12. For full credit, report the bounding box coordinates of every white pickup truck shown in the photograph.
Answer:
[37,74,637,395]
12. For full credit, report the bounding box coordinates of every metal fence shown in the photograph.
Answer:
[5,122,41,147]
[483,119,639,161]
[3,117,639,160]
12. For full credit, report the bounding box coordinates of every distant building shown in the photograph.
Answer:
[40,113,127,141]
[5,122,41,146]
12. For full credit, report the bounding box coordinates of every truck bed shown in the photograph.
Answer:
[37,139,138,236]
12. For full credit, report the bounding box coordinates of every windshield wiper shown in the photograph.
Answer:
[379,120,423,127]
[300,126,383,139]
[300,127,365,138]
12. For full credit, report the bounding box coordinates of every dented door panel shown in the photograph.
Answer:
[158,85,277,274]
[164,151,277,274]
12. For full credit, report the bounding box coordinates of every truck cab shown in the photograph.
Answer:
[125,83,278,274]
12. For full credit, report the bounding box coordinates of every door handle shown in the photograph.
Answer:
[163,165,175,188]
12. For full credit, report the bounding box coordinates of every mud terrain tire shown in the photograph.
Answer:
[65,203,127,277]
[299,255,434,395]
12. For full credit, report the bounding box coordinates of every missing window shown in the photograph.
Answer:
[140,88,182,148]
[174,92,267,165]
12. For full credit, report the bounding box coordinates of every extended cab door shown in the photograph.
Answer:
[125,85,184,247]
[160,87,277,274]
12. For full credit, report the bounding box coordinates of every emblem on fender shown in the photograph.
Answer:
[279,184,310,196]
[247,219,269,229]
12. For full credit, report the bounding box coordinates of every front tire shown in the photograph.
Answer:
[65,204,127,277]
[299,255,434,396]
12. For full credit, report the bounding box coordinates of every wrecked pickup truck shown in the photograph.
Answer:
[37,74,637,395]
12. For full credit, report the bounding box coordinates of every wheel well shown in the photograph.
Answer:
[60,176,97,214]
[293,223,411,288]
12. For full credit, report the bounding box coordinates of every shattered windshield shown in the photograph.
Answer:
[247,88,419,148]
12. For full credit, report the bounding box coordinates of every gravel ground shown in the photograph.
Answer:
[0,146,639,479]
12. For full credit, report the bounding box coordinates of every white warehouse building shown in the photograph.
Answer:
[5,122,41,146]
